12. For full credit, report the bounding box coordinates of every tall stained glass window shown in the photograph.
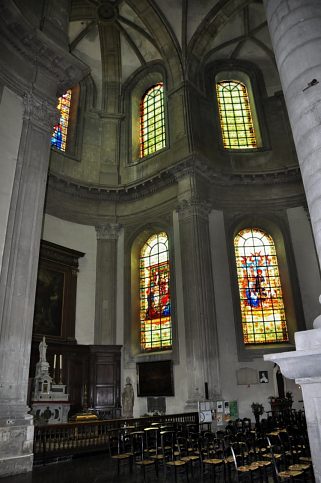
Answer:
[140,232,172,351]
[51,89,72,152]
[216,81,257,149]
[234,228,288,344]
[140,83,165,158]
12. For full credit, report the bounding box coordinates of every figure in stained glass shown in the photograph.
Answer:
[234,228,288,344]
[140,232,172,351]
[51,89,72,152]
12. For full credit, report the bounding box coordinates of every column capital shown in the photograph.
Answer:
[176,198,211,221]
[23,92,59,131]
[95,223,122,240]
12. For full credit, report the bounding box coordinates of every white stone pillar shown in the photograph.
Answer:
[264,0,321,266]
[0,93,57,476]
[94,223,122,345]
[176,170,221,406]
[265,327,321,483]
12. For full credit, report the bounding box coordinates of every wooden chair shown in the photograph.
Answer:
[107,430,133,475]
[202,434,225,482]
[177,434,202,479]
[266,436,305,482]
[130,430,156,481]
[160,430,189,482]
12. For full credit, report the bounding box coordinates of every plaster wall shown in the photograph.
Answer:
[0,87,23,271]
[287,206,321,330]
[209,209,303,420]
[42,214,96,344]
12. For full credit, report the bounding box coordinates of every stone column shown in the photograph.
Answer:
[176,171,221,406]
[0,93,57,476]
[95,223,122,345]
[264,322,321,483]
[264,0,321,266]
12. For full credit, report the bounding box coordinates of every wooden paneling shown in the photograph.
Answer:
[29,343,121,418]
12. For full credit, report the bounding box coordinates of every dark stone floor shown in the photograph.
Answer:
[0,454,207,483]
[1,454,313,483]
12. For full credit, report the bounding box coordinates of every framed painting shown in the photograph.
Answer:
[32,240,84,344]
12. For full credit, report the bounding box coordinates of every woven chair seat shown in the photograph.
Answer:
[279,470,303,478]
[136,459,155,466]
[288,463,310,471]
[299,456,312,462]
[112,453,131,460]
[167,460,187,466]
[203,458,224,465]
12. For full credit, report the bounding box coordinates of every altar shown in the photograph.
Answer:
[31,337,70,424]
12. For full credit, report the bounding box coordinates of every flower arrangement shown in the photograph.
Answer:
[251,402,264,416]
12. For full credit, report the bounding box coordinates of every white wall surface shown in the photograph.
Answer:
[287,206,321,329]
[0,87,23,270]
[42,214,96,344]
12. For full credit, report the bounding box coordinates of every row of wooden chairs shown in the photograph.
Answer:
[107,421,314,482]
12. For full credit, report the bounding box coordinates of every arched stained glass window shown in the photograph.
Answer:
[216,81,257,149]
[51,89,72,152]
[234,228,288,344]
[140,232,172,351]
[140,83,165,158]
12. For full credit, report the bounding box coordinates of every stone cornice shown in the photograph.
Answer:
[48,154,302,203]
[0,0,89,94]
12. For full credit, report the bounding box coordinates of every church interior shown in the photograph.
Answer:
[1,0,321,480]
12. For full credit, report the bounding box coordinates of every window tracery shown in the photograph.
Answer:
[216,80,257,149]
[140,83,165,158]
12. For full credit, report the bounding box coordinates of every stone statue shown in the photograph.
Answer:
[122,377,134,418]
[39,336,47,363]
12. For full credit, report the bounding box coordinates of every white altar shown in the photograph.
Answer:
[31,337,70,424]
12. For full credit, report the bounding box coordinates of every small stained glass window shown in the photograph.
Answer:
[51,89,72,152]
[234,228,288,344]
[140,232,172,351]
[216,81,257,149]
[140,83,165,158]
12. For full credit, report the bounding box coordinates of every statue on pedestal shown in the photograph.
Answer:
[122,377,134,418]
[39,336,47,363]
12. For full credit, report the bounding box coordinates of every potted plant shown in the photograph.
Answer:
[251,402,264,426]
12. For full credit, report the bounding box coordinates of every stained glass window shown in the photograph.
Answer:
[51,89,72,152]
[216,81,257,149]
[234,228,288,344]
[140,232,172,351]
[140,83,165,158]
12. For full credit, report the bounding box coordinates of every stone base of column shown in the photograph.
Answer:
[0,415,34,477]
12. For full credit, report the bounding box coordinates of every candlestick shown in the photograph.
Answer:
[53,354,56,369]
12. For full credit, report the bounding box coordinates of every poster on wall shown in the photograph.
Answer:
[229,400,239,418]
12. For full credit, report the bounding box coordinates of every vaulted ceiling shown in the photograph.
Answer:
[69,0,280,109]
